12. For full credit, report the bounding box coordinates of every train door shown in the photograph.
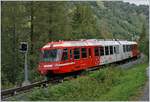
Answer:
[103,46,110,64]
[93,46,100,66]
[100,46,109,65]
[109,46,115,63]
[87,47,93,67]
[61,48,71,72]
[80,47,88,69]
[73,47,82,71]
[69,48,73,61]
[114,45,121,61]
[61,48,69,63]
[122,45,126,59]
[126,45,132,58]
[128,45,133,58]
[103,46,115,64]
[123,45,128,59]
[99,46,105,65]
[114,46,117,62]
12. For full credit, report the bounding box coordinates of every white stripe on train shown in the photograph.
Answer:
[44,62,75,68]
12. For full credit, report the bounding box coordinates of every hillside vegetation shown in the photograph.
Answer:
[1,1,149,87]
[10,63,148,101]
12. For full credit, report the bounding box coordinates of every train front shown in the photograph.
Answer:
[38,43,62,77]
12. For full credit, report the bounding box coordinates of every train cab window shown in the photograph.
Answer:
[62,48,68,61]
[110,46,113,55]
[100,47,104,56]
[94,47,99,56]
[41,49,60,62]
[105,46,109,55]
[70,49,73,60]
[74,48,80,59]
[88,48,91,57]
[81,48,87,58]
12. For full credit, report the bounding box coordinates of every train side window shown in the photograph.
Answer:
[114,46,116,54]
[123,45,125,52]
[88,48,91,57]
[70,49,73,60]
[126,45,128,52]
[128,45,130,52]
[62,48,68,61]
[128,45,129,52]
[131,45,133,50]
[81,48,87,58]
[110,46,113,55]
[74,48,80,59]
[132,45,135,50]
[105,46,109,55]
[94,47,99,56]
[128,45,130,51]
[130,45,131,51]
[100,47,104,56]
[130,45,132,51]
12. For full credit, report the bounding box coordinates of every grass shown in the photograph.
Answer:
[11,62,148,101]
[1,81,14,89]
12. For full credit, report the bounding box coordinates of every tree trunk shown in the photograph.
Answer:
[30,1,34,69]
[12,8,16,84]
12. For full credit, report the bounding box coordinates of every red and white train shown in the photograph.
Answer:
[38,39,140,78]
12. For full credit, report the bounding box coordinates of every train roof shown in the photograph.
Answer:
[41,39,137,50]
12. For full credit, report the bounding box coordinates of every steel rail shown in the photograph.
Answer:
[1,78,63,100]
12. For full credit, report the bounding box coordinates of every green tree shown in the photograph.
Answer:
[72,3,97,39]
[2,2,26,85]
[138,22,149,57]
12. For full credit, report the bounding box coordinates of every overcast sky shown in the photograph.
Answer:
[123,0,149,5]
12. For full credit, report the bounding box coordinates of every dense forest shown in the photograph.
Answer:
[1,1,149,88]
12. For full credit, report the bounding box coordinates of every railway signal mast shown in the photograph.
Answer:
[19,42,30,86]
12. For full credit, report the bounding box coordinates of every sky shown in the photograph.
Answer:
[123,0,149,5]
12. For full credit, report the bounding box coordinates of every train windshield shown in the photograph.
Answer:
[41,49,61,62]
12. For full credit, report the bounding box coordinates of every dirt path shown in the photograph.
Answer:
[138,67,149,101]
[139,81,149,101]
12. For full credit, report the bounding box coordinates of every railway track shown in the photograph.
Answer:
[1,78,64,100]
[1,56,143,100]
